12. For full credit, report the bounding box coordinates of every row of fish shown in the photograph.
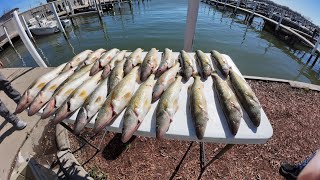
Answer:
[15,47,261,142]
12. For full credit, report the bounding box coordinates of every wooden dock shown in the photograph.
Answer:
[203,0,320,54]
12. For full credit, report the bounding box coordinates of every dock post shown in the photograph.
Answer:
[249,1,257,20]
[3,26,14,48]
[50,2,67,37]
[234,0,240,13]
[311,36,320,55]
[223,0,227,10]
[21,15,34,41]
[67,1,74,15]
[12,11,47,67]
[275,10,284,31]
[311,53,320,67]
[183,0,199,52]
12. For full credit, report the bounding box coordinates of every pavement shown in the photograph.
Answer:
[0,67,53,180]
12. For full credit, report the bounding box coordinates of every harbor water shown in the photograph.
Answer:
[0,0,319,84]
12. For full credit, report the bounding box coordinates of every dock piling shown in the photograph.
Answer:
[183,0,200,52]
[3,27,14,48]
[311,36,320,55]
[276,10,284,31]
[12,11,47,67]
[21,15,34,41]
[50,3,67,37]
[234,0,240,13]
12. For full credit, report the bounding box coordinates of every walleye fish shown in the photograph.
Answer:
[212,73,242,135]
[121,74,156,143]
[179,50,196,81]
[156,76,182,139]
[108,60,125,94]
[155,48,175,77]
[28,67,77,116]
[188,76,209,140]
[15,63,67,114]
[81,48,106,67]
[90,48,120,76]
[152,63,180,102]
[94,67,139,133]
[210,50,229,77]
[53,71,103,124]
[229,69,261,127]
[41,65,93,119]
[61,50,93,72]
[101,50,127,79]
[140,48,159,81]
[195,50,213,79]
[74,77,109,135]
[123,48,143,75]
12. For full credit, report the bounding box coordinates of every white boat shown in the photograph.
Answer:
[28,17,60,36]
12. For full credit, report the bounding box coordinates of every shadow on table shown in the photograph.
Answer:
[102,133,136,160]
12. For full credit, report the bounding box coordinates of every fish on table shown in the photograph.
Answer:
[188,76,209,140]
[212,73,242,135]
[210,50,229,77]
[229,69,261,127]
[28,67,77,116]
[41,64,94,119]
[15,63,67,114]
[61,50,93,72]
[90,48,120,76]
[79,48,106,69]
[140,48,160,81]
[121,74,156,143]
[195,50,213,80]
[94,66,140,133]
[52,71,103,124]
[155,48,175,77]
[152,63,180,102]
[108,60,126,95]
[156,76,182,139]
[179,50,196,81]
[101,50,127,79]
[74,76,110,135]
[123,48,143,75]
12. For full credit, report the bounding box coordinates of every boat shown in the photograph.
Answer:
[28,16,60,36]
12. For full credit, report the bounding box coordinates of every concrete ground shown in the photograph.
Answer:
[0,68,53,180]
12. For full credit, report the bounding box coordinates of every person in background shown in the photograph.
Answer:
[280,149,320,180]
[0,62,27,130]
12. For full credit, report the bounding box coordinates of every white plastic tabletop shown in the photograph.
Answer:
[45,51,273,144]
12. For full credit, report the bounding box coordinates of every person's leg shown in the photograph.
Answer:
[0,73,21,104]
[0,100,26,130]
[297,150,318,171]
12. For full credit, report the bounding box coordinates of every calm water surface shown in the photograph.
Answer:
[1,0,320,84]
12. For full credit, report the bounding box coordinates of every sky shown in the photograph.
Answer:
[0,0,320,26]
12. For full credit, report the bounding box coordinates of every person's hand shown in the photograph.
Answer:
[298,151,320,180]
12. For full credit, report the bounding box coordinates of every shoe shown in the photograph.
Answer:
[279,163,301,180]
[14,120,27,130]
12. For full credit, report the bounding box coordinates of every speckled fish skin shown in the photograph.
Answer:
[74,76,109,135]
[210,50,229,77]
[90,48,120,76]
[152,63,180,102]
[188,76,209,140]
[28,67,77,116]
[123,48,143,75]
[195,50,213,80]
[156,76,182,139]
[229,69,261,127]
[108,60,125,94]
[62,50,93,72]
[121,74,156,143]
[81,48,106,68]
[41,65,93,119]
[140,48,159,82]
[15,63,67,114]
[53,71,103,124]
[179,50,195,81]
[212,73,242,135]
[101,50,127,79]
[155,48,175,77]
[94,67,139,133]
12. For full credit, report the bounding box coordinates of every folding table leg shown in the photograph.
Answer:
[203,144,234,170]
[97,129,108,150]
[200,142,206,169]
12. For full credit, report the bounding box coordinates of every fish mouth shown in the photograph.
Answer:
[90,61,102,76]
[156,110,171,140]
[140,65,152,82]
[155,65,167,78]
[101,65,111,79]
[121,110,141,143]
[93,104,116,133]
[74,107,88,135]
[52,102,72,124]
[15,92,32,114]
[41,99,57,119]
